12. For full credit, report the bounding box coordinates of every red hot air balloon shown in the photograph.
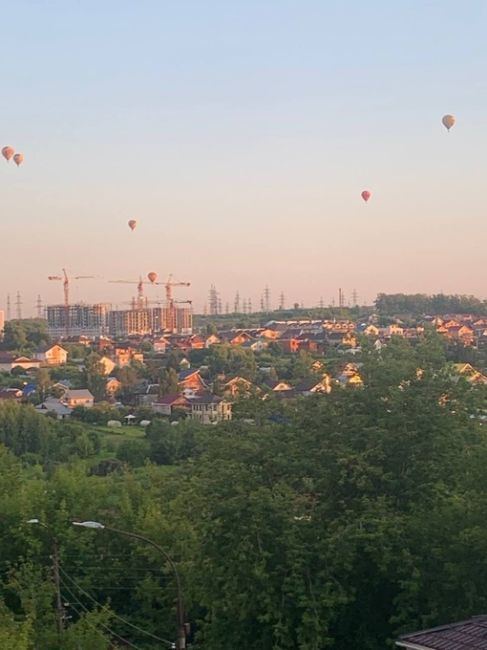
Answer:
[2,146,15,162]
[13,153,24,167]
[147,272,157,284]
[128,219,137,231]
[361,190,371,203]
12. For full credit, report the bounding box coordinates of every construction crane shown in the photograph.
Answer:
[108,276,162,310]
[48,268,94,338]
[164,275,190,332]
[165,275,190,304]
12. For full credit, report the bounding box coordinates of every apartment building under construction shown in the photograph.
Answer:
[108,306,192,338]
[46,303,111,338]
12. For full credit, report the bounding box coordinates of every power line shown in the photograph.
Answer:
[60,567,174,647]
[60,579,144,650]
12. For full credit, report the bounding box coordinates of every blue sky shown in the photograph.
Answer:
[2,1,487,312]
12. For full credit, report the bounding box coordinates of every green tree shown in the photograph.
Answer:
[158,368,179,396]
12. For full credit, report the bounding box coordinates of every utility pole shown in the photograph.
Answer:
[51,537,64,635]
[27,520,65,637]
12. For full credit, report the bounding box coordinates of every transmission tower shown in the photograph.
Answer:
[234,291,240,313]
[6,294,11,321]
[264,285,271,312]
[338,288,345,308]
[352,289,358,306]
[260,296,265,312]
[15,292,22,320]
[36,295,43,318]
[319,296,324,309]
[208,285,219,315]
[248,298,252,314]
[278,291,285,310]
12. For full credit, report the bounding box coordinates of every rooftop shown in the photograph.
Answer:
[397,616,487,650]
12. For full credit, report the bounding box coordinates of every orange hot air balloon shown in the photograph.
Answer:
[442,114,456,131]
[2,146,15,162]
[128,219,137,231]
[147,272,158,284]
[361,190,371,203]
[13,153,24,167]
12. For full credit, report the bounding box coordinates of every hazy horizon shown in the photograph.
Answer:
[2,1,487,315]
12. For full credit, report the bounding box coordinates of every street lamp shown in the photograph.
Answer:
[72,521,187,649]
[26,519,64,635]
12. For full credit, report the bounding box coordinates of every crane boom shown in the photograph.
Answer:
[48,269,94,338]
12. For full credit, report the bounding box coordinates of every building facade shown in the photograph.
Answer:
[47,303,111,338]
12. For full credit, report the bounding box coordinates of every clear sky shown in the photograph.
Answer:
[2,0,487,314]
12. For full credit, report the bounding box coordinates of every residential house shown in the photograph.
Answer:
[152,394,191,416]
[36,398,72,419]
[114,347,144,368]
[268,380,293,392]
[62,389,94,409]
[277,338,300,354]
[396,615,487,649]
[134,382,160,406]
[105,377,122,396]
[363,324,380,337]
[99,356,116,376]
[259,328,281,340]
[34,344,68,366]
[384,324,404,337]
[189,393,232,424]
[178,368,207,394]
[188,334,206,349]
[294,375,332,396]
[452,363,487,384]
[0,355,42,372]
[241,338,269,352]
[337,363,364,388]
[153,337,170,353]
[222,376,254,398]
[0,388,23,402]
[205,334,221,347]
[220,330,254,346]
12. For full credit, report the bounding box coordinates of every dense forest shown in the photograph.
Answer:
[1,337,487,648]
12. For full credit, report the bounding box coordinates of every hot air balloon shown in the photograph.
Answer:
[13,153,24,167]
[128,220,137,231]
[147,272,157,284]
[361,190,371,203]
[2,146,15,162]
[442,114,456,131]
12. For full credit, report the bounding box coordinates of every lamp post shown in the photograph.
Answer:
[72,521,187,650]
[26,519,64,635]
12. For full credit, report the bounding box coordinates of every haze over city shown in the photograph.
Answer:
[2,0,487,314]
